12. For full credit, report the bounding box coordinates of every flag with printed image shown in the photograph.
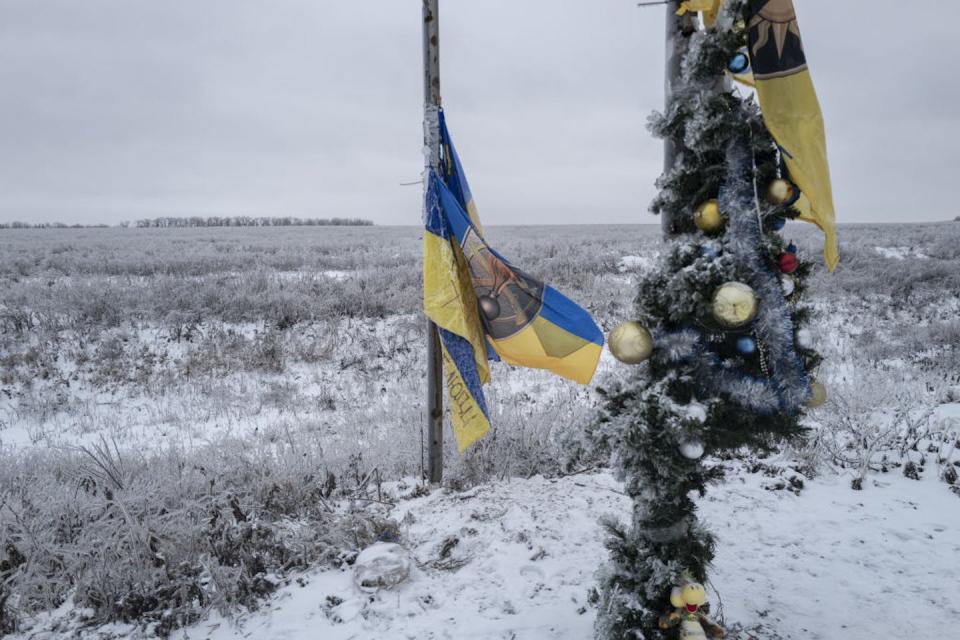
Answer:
[423,111,604,451]
[746,0,839,271]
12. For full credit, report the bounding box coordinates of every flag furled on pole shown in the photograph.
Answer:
[423,111,604,451]
[746,0,839,271]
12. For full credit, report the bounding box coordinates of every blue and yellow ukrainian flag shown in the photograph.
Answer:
[423,111,603,452]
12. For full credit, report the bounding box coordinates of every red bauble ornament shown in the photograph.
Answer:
[778,252,799,274]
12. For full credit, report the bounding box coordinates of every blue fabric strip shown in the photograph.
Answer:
[439,111,473,212]
[540,287,605,346]
[438,327,489,419]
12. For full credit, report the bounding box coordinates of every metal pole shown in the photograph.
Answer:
[423,0,444,484]
[661,0,684,236]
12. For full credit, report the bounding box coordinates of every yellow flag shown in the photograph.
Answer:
[747,0,839,271]
[423,111,604,451]
[677,0,722,27]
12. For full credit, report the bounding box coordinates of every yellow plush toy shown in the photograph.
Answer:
[659,579,724,639]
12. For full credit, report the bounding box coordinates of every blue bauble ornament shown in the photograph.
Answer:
[769,217,786,231]
[728,52,750,74]
[786,242,798,254]
[701,244,720,259]
[736,336,757,354]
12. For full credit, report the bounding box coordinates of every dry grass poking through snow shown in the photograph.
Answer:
[1,221,959,636]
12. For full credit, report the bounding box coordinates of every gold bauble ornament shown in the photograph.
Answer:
[608,321,654,364]
[711,282,758,328]
[694,200,725,234]
[808,381,828,408]
[767,179,797,205]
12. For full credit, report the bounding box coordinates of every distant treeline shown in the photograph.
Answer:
[129,216,373,228]
[1,222,110,229]
[1,217,374,230]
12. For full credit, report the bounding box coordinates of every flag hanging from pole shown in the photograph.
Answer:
[745,0,839,271]
[423,111,604,452]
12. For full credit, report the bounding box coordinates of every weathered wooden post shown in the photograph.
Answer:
[423,0,444,484]
[662,0,684,236]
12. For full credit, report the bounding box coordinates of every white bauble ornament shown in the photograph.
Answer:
[780,274,796,297]
[684,402,707,423]
[679,440,705,460]
[796,328,813,349]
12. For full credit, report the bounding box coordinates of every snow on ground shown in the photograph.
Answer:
[156,465,958,640]
[873,246,930,260]
[618,254,657,273]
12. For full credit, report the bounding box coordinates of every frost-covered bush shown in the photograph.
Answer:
[2,208,960,634]
[0,436,396,636]
[798,369,957,490]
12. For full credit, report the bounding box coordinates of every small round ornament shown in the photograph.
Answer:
[608,321,654,364]
[727,51,750,74]
[694,200,725,234]
[679,440,705,460]
[779,252,799,274]
[786,242,798,254]
[795,328,813,349]
[478,295,501,320]
[685,402,707,423]
[780,274,796,297]
[701,242,721,259]
[767,179,799,206]
[711,282,758,328]
[808,381,828,408]
[736,336,756,354]
[768,216,787,231]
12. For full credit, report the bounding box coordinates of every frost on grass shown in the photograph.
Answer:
[1,223,960,636]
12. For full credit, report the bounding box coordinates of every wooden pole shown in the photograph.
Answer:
[662,0,684,236]
[423,0,444,484]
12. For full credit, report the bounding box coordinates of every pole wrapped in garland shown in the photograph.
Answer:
[592,1,830,638]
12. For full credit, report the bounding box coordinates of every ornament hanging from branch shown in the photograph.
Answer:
[608,321,654,364]
[778,252,799,274]
[694,200,725,234]
[767,178,799,206]
[727,51,750,74]
[736,336,757,354]
[711,282,758,328]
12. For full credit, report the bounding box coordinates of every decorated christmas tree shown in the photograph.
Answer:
[591,1,834,638]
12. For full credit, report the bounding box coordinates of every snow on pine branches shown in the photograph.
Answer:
[591,2,825,638]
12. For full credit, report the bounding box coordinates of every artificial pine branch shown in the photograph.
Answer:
[592,2,822,637]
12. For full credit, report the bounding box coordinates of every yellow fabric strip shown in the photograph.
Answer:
[755,70,838,272]
[677,0,722,27]
[423,231,490,382]
[491,316,603,386]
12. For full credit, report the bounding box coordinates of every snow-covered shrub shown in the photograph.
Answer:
[806,368,953,488]
[0,436,395,636]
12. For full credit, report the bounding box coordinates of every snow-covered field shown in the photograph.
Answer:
[162,461,960,640]
[1,223,959,639]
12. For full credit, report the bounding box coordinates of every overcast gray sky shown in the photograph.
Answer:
[0,1,955,226]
